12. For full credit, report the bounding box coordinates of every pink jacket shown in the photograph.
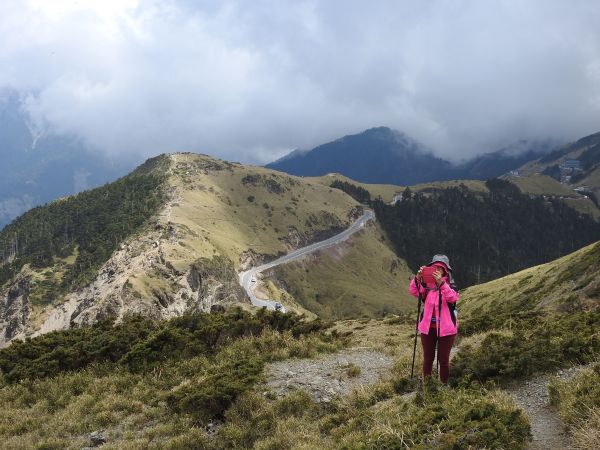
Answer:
[409,276,459,336]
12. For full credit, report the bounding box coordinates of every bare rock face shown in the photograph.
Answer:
[239,249,283,271]
[280,226,306,251]
[31,231,247,339]
[348,205,365,222]
[0,276,30,346]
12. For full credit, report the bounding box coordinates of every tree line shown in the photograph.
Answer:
[0,156,168,291]
[330,180,371,204]
[373,179,600,287]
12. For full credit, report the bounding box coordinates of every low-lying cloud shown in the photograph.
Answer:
[1,0,600,163]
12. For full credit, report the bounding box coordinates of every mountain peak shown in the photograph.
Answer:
[266,126,448,185]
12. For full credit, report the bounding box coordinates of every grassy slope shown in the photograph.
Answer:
[448,240,600,390]
[504,174,576,196]
[5,153,418,329]
[68,153,363,304]
[459,239,600,322]
[562,197,600,220]
[265,224,415,320]
[581,165,600,187]
[164,154,360,272]
[150,155,420,318]
[549,364,600,450]
[0,313,531,450]
[308,173,403,202]
[503,174,600,219]
[4,153,400,342]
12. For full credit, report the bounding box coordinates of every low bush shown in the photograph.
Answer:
[166,354,264,421]
[0,308,331,383]
[216,378,530,449]
[451,311,600,385]
[0,316,156,382]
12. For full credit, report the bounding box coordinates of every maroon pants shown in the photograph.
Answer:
[420,326,456,384]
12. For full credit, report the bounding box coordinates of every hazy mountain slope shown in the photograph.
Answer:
[507,131,600,218]
[456,141,552,179]
[579,165,600,187]
[518,131,600,184]
[0,153,409,345]
[0,91,134,229]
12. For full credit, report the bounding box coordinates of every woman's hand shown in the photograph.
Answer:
[416,266,425,281]
[433,268,445,286]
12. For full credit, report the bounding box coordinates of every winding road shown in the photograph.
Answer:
[239,210,375,311]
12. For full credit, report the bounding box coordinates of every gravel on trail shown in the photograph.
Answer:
[506,364,593,450]
[263,347,395,403]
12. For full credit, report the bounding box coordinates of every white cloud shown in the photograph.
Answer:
[1,0,600,164]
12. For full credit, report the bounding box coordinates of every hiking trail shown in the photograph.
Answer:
[506,365,592,449]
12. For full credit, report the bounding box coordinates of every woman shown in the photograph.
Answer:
[408,254,459,384]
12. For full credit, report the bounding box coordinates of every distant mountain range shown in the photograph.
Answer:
[0,91,135,229]
[266,127,554,185]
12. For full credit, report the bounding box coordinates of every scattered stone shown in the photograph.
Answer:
[89,430,107,446]
[263,348,394,402]
[204,419,222,435]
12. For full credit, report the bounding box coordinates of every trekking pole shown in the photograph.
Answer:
[410,278,423,378]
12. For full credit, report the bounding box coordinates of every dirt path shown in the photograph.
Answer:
[263,347,394,403]
[506,365,590,450]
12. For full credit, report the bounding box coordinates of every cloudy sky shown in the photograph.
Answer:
[1,0,600,163]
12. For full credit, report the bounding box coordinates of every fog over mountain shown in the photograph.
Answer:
[0,91,134,228]
[1,1,599,165]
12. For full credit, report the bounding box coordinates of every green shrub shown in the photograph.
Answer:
[0,308,331,383]
[451,311,600,385]
[216,379,530,450]
[346,363,361,378]
[338,380,531,449]
[0,316,156,383]
[165,355,264,421]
